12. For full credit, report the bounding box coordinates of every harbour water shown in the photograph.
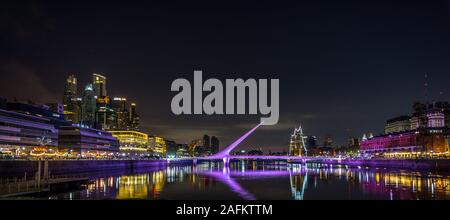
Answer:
[37,160,450,200]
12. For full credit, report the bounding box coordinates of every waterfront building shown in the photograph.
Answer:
[360,130,449,158]
[165,139,178,158]
[385,116,411,134]
[58,125,119,157]
[0,108,59,157]
[362,102,450,158]
[63,74,80,123]
[109,130,148,152]
[176,144,190,158]
[93,73,107,97]
[211,136,219,154]
[289,126,307,156]
[81,84,96,128]
[6,102,66,122]
[148,136,167,156]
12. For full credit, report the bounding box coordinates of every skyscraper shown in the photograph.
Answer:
[128,103,139,130]
[211,136,219,154]
[81,84,96,127]
[306,136,318,148]
[93,73,107,97]
[111,97,129,130]
[95,96,117,130]
[63,74,80,123]
[203,134,210,153]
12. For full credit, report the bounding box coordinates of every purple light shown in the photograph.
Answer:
[207,122,264,159]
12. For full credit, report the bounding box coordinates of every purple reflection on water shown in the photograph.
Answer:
[198,167,307,200]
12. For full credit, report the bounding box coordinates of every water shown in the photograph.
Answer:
[47,160,450,200]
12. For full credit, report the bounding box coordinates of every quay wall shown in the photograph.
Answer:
[0,160,170,177]
[315,159,450,171]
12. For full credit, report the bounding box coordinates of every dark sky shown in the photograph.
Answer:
[1,0,450,151]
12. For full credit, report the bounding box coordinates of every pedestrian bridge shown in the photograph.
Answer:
[169,122,334,165]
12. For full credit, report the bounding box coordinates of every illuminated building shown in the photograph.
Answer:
[6,102,66,122]
[58,125,119,156]
[362,102,450,158]
[95,96,118,130]
[111,97,129,130]
[109,130,148,152]
[360,130,449,158]
[385,116,411,134]
[63,74,80,123]
[176,144,190,157]
[148,136,167,156]
[211,136,219,154]
[165,139,178,158]
[427,108,445,128]
[0,108,59,156]
[128,103,139,130]
[93,73,107,97]
[188,138,205,156]
[81,84,96,128]
[289,126,307,156]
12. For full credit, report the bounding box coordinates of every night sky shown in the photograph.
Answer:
[1,0,450,151]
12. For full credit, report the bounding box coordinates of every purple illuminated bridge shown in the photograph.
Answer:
[171,122,326,165]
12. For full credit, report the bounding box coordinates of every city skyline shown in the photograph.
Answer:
[2,1,450,150]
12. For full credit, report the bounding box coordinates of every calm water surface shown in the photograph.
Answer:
[48,161,450,200]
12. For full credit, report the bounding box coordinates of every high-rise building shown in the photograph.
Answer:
[63,74,80,123]
[111,97,129,130]
[81,84,96,127]
[165,139,178,158]
[128,103,139,130]
[211,136,219,154]
[93,73,107,97]
[203,134,210,153]
[306,136,318,148]
[95,96,117,130]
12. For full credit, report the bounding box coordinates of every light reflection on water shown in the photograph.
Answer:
[49,161,450,200]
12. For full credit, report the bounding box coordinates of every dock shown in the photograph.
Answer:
[0,177,89,198]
